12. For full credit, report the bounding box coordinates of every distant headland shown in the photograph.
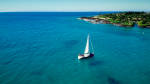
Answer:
[79,12,150,28]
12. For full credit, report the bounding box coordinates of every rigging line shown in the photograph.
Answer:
[90,36,94,54]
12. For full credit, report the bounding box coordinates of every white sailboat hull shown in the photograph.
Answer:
[78,53,94,59]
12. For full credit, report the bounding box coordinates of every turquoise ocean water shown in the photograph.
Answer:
[0,12,150,84]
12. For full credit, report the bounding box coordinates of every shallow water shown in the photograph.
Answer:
[0,12,150,84]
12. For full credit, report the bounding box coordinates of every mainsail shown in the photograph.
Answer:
[84,34,90,54]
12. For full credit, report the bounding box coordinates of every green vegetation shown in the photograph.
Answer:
[138,21,150,27]
[94,12,150,27]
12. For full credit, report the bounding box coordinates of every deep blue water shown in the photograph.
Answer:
[0,12,150,84]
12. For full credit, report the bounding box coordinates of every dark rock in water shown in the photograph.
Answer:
[64,40,78,48]
[89,60,104,66]
[108,77,120,84]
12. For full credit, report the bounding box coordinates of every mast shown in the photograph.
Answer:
[84,34,90,54]
[90,37,94,54]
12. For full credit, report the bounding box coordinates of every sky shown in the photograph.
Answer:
[0,0,150,12]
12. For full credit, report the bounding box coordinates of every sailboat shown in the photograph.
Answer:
[78,34,94,59]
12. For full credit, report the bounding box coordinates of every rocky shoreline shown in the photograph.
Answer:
[78,12,150,28]
[78,17,135,27]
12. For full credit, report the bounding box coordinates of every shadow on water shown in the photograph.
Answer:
[78,56,104,67]
[107,76,121,84]
[89,60,104,67]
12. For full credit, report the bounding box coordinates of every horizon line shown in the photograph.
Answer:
[0,10,150,13]
[1,9,150,12]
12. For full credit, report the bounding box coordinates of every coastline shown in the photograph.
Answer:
[78,12,150,28]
